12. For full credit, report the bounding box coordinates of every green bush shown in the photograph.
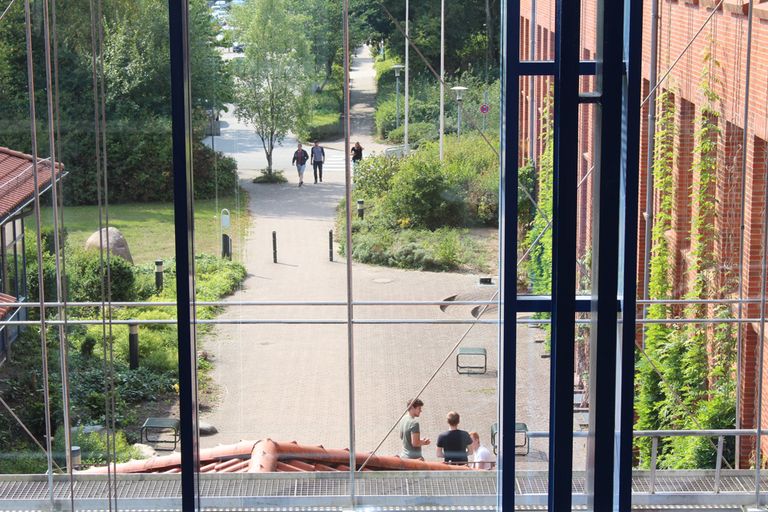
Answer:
[300,112,342,141]
[67,248,137,303]
[343,225,477,272]
[56,428,140,466]
[387,122,438,146]
[192,143,240,199]
[385,154,464,230]
[353,156,400,199]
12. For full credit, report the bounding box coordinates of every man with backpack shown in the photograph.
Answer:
[311,140,325,184]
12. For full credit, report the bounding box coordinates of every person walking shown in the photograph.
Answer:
[311,140,325,183]
[435,411,472,465]
[351,141,364,168]
[292,143,309,187]
[399,398,430,459]
[469,431,494,470]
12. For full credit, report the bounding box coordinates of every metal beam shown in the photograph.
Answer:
[549,0,581,508]
[168,0,200,509]
[587,0,624,504]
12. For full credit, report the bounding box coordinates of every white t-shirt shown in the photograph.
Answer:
[472,444,494,470]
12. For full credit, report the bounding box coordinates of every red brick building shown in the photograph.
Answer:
[518,0,768,464]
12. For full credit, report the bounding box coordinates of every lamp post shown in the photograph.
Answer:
[439,0,445,161]
[451,86,468,140]
[392,64,405,130]
[404,0,410,153]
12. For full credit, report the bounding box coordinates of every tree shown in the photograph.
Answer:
[233,0,311,174]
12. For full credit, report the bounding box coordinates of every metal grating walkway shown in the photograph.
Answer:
[0,470,764,510]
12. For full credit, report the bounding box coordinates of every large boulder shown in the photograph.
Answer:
[84,227,134,264]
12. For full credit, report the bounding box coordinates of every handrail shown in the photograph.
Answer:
[525,428,756,495]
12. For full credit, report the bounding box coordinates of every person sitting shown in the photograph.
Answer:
[436,411,472,464]
[469,431,494,469]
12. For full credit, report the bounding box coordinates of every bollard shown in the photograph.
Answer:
[222,234,232,260]
[155,259,164,291]
[329,230,334,261]
[71,446,81,470]
[272,231,277,263]
[129,323,139,369]
[356,199,365,220]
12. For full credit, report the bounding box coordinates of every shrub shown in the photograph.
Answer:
[192,143,240,199]
[387,122,438,146]
[253,170,288,183]
[385,154,464,230]
[56,428,140,466]
[353,156,400,198]
[344,225,478,272]
[67,248,137,303]
[299,112,342,141]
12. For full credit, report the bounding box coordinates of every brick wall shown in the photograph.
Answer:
[519,0,768,465]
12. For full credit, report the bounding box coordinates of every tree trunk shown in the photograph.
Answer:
[266,146,273,174]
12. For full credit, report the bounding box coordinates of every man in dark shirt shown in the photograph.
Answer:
[436,411,472,464]
[292,143,309,187]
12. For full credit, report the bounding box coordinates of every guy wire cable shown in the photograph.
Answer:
[88,0,117,505]
[735,0,756,460]
[359,287,499,471]
[641,0,725,109]
[41,0,74,499]
[23,0,56,503]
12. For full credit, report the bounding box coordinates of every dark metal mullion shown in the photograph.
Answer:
[586,0,624,505]
[618,0,643,508]
[548,0,580,508]
[499,0,519,508]
[168,1,201,510]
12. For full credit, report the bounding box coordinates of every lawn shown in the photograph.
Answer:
[39,195,249,264]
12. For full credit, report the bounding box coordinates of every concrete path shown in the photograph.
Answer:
[200,46,568,468]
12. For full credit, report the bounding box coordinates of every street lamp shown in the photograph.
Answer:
[392,64,405,130]
[451,86,468,140]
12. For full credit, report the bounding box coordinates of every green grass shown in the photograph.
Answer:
[40,196,249,264]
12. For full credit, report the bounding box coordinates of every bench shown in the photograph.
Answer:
[456,347,487,374]
[141,417,180,450]
[490,422,530,456]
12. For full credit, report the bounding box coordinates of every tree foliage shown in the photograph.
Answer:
[233,0,311,173]
[0,0,235,204]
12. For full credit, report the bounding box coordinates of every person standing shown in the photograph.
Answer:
[292,143,309,187]
[399,398,431,459]
[469,431,494,470]
[351,141,364,168]
[435,411,472,464]
[311,140,325,183]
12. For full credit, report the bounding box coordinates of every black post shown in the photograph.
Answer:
[356,199,365,219]
[129,323,139,370]
[329,230,334,261]
[155,259,164,291]
[272,231,277,263]
[222,234,231,260]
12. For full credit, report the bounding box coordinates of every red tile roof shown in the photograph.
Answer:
[0,293,17,320]
[0,147,64,222]
[80,439,476,474]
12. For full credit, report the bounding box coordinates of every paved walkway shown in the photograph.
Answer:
[200,47,568,468]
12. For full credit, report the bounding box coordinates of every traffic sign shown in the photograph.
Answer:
[480,104,490,114]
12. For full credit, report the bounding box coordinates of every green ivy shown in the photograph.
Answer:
[635,90,676,466]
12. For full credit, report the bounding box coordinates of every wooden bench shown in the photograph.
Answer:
[456,347,487,374]
[141,417,180,450]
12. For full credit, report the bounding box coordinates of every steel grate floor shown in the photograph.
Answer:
[0,470,764,510]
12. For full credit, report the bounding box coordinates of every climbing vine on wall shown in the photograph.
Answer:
[636,41,737,469]
[635,89,676,467]
[665,43,736,469]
